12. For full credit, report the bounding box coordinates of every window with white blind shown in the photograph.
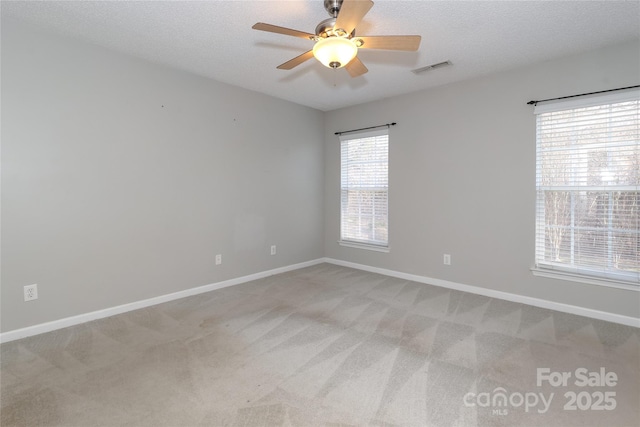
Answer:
[533,90,639,289]
[340,129,389,250]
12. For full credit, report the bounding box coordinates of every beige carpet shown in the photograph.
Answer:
[1,263,638,426]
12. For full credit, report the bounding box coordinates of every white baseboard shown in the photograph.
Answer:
[0,259,325,344]
[2,257,637,343]
[323,258,640,328]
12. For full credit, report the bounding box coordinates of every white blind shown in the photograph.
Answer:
[534,90,639,284]
[340,129,389,247]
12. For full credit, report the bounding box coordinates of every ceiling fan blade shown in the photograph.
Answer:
[334,0,374,35]
[252,23,316,40]
[345,56,368,77]
[355,35,422,51]
[277,50,315,70]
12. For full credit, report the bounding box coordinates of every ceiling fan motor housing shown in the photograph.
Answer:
[315,18,354,38]
[316,18,336,37]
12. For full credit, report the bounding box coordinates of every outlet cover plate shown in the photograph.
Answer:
[24,284,38,301]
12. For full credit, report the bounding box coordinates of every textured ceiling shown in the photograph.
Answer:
[2,0,639,111]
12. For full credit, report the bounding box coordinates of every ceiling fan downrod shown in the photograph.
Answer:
[324,0,343,17]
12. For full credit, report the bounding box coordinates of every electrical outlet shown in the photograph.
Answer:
[270,245,277,255]
[443,254,451,265]
[215,254,222,265]
[24,284,38,301]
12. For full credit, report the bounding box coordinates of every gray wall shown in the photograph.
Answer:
[2,17,638,334]
[1,20,325,332]
[324,41,640,318]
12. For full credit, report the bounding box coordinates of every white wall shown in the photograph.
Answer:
[324,41,640,319]
[1,20,325,332]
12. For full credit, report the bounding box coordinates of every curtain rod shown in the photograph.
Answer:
[335,122,396,136]
[527,85,640,106]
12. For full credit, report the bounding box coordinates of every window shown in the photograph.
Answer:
[534,90,639,288]
[340,129,389,250]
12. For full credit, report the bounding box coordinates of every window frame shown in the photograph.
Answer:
[339,128,390,252]
[532,89,640,290]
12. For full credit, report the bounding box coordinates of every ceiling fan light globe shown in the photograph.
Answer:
[312,37,357,69]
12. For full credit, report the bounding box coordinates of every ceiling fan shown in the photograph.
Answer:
[252,0,421,77]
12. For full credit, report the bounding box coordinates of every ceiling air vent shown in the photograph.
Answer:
[411,60,452,75]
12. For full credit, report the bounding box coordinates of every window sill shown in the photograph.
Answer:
[339,240,390,253]
[531,267,639,291]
